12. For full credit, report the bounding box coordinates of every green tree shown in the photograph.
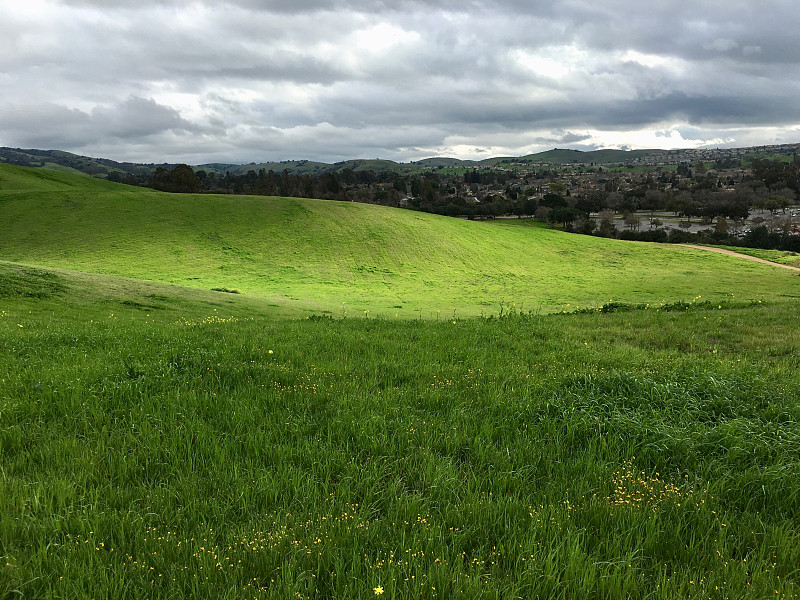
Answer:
[167,164,201,193]
[549,206,582,228]
[540,193,566,208]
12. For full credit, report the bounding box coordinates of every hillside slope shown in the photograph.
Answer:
[521,148,658,163]
[1,164,798,316]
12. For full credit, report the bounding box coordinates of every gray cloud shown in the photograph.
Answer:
[2,0,799,163]
[534,132,593,145]
[0,97,197,150]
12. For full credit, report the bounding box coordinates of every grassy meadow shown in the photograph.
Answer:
[713,247,800,269]
[2,164,799,317]
[1,164,800,599]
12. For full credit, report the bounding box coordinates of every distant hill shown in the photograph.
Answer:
[521,148,659,164]
[209,158,476,176]
[0,145,672,179]
[198,160,333,176]
[0,146,179,178]
[411,157,475,168]
[3,142,799,180]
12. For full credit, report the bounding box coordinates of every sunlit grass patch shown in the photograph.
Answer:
[3,163,800,316]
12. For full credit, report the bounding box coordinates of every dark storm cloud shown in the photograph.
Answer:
[2,0,800,162]
[0,97,196,150]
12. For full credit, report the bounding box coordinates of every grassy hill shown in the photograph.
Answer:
[3,162,800,599]
[522,148,659,164]
[0,260,277,323]
[411,157,474,168]
[0,145,691,179]
[0,146,175,178]
[2,163,798,317]
[178,151,665,176]
[204,160,335,176]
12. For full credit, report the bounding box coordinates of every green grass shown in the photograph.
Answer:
[40,162,91,176]
[0,261,287,322]
[2,164,799,318]
[713,246,800,268]
[3,163,800,598]
[2,268,799,599]
[0,164,111,191]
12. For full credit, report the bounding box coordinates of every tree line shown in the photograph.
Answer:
[108,157,800,251]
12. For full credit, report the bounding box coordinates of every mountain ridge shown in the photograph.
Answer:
[2,142,799,180]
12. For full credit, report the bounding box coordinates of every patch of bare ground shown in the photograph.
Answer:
[679,244,800,272]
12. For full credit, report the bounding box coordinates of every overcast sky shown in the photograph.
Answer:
[2,0,800,164]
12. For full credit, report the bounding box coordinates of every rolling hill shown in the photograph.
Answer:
[195,149,662,175]
[0,145,707,180]
[521,148,659,164]
[3,162,800,600]
[5,143,800,181]
[2,163,799,317]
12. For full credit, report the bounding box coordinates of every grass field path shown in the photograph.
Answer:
[680,244,800,272]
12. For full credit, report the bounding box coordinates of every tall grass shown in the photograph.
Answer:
[2,164,800,598]
[2,290,799,599]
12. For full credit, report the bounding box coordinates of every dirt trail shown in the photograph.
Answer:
[679,244,800,272]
